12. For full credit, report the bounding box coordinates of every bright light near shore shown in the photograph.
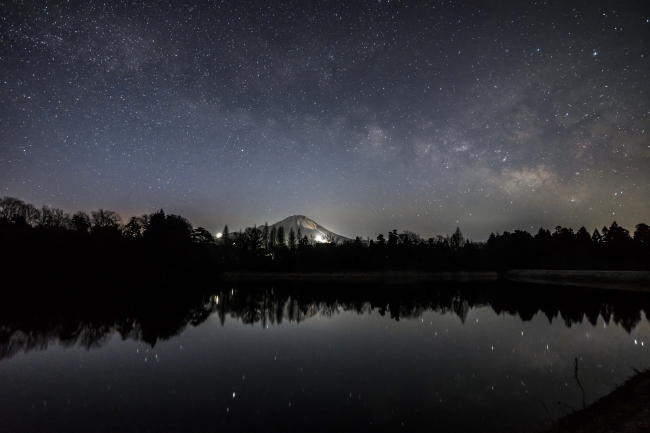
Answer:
[216,233,222,238]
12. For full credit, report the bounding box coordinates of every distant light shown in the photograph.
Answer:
[315,235,324,242]
[216,233,222,238]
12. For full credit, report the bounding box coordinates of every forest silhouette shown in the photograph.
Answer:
[1,196,649,291]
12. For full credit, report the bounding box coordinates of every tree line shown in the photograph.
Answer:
[484,222,649,270]
[220,220,649,272]
[0,196,220,288]
[1,196,649,289]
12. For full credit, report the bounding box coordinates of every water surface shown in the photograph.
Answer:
[1,282,649,432]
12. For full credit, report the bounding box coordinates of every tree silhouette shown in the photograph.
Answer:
[288,227,297,251]
[262,222,269,251]
[124,216,143,238]
[400,230,422,245]
[222,224,230,246]
[244,225,262,254]
[552,226,575,247]
[89,209,122,238]
[276,226,285,249]
[575,226,592,244]
[36,206,70,229]
[387,230,399,247]
[137,214,151,231]
[191,227,215,244]
[602,221,631,246]
[2,195,650,278]
[143,210,192,242]
[269,226,276,251]
[0,196,40,225]
[90,209,121,229]
[450,227,464,249]
[592,228,602,243]
[0,197,228,287]
[70,211,91,234]
[634,223,650,243]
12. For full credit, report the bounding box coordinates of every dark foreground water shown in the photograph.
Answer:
[1,282,649,432]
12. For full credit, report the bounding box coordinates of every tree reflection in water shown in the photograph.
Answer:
[2,281,649,361]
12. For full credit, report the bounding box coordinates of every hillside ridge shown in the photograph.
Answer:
[263,215,349,242]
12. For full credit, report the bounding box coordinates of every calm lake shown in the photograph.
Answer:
[1,282,649,432]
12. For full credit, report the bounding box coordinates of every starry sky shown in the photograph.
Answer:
[1,0,649,240]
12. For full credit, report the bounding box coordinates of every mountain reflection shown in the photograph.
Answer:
[2,282,649,360]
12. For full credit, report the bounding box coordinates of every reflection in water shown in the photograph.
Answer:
[2,282,649,360]
[1,281,650,432]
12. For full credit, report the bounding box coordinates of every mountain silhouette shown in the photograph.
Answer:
[266,215,350,242]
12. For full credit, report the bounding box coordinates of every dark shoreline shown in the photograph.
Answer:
[223,270,650,291]
[223,271,498,283]
[548,369,650,432]
[504,270,650,292]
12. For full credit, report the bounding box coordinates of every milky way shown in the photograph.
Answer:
[1,1,649,239]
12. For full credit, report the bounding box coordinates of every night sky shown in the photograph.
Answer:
[1,0,649,240]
